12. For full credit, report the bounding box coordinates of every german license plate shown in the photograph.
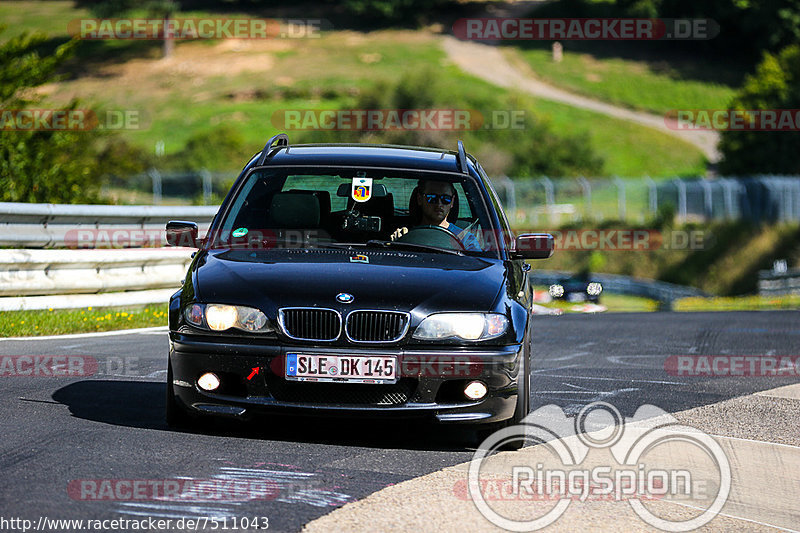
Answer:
[285,353,397,384]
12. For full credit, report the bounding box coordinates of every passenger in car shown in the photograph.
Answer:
[391,179,482,251]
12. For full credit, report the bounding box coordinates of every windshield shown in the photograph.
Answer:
[208,167,502,258]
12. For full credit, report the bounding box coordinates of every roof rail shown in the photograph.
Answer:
[256,133,289,166]
[456,140,469,175]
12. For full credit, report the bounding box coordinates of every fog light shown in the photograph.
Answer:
[464,380,487,400]
[198,372,220,391]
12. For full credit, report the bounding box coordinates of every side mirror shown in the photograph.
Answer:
[166,220,199,248]
[512,233,554,260]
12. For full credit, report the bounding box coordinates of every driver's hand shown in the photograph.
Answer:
[390,227,409,241]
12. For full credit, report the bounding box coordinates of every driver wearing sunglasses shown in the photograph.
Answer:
[391,180,482,251]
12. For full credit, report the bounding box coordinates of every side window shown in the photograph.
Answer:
[477,164,513,249]
[453,183,473,219]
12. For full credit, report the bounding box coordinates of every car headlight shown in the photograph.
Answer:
[549,284,564,298]
[586,282,603,296]
[185,303,272,333]
[413,313,508,341]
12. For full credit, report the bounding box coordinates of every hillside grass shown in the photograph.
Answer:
[674,295,800,311]
[510,46,737,115]
[4,0,707,178]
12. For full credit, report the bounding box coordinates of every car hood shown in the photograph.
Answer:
[193,248,506,316]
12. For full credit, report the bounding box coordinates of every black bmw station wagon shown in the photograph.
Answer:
[165,134,553,442]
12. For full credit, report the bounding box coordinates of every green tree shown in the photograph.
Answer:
[340,0,449,26]
[0,29,104,204]
[74,0,180,58]
[718,45,800,175]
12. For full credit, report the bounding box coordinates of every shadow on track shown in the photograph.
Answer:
[51,380,480,452]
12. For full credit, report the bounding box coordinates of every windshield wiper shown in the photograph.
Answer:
[315,240,464,256]
[376,240,465,256]
[313,242,366,249]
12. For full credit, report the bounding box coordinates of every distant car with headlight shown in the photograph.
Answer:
[164,133,553,444]
[549,275,602,303]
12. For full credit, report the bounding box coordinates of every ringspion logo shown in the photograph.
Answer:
[469,402,730,531]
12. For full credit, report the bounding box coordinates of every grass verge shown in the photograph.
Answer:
[674,295,800,312]
[0,305,168,337]
[534,288,659,312]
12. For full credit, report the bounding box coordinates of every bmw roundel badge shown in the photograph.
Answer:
[336,292,354,304]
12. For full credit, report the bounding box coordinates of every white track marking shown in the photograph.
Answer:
[531,364,579,374]
[535,373,685,385]
[549,351,590,361]
[0,326,168,342]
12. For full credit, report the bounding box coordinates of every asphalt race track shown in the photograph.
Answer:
[1,311,798,532]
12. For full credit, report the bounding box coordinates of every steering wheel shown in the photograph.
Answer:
[397,224,465,251]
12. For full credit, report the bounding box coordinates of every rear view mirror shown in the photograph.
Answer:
[512,233,554,260]
[166,220,199,248]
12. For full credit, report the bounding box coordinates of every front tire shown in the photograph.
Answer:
[475,344,530,451]
[165,359,193,428]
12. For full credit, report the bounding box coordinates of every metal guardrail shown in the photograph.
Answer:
[530,270,706,309]
[0,202,711,311]
[0,202,217,248]
[0,202,214,310]
[758,267,800,296]
[0,248,194,297]
[0,248,195,311]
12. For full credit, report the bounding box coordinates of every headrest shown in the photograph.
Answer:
[268,191,321,228]
[286,189,331,219]
[352,193,394,218]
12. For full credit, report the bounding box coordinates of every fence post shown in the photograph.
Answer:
[148,168,162,205]
[673,178,687,222]
[201,168,213,206]
[645,176,656,217]
[495,175,517,222]
[793,180,800,220]
[613,176,626,220]
[539,177,554,224]
[700,179,713,221]
[721,179,735,220]
[577,176,591,220]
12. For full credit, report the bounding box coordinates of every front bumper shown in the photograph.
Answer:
[168,332,523,425]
